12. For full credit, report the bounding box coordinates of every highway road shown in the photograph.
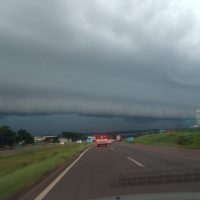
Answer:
[28,143,200,200]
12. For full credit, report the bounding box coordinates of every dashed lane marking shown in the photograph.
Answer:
[126,156,144,167]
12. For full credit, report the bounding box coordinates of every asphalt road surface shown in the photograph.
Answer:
[35,143,200,200]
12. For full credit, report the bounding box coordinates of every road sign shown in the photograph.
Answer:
[127,136,134,142]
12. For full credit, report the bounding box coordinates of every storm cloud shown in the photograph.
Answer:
[1,0,200,130]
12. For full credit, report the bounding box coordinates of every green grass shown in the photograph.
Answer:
[133,131,200,149]
[0,143,90,200]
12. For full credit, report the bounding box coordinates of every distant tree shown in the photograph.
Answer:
[80,134,88,140]
[44,137,51,143]
[16,129,34,144]
[61,132,82,140]
[53,135,59,143]
[0,126,16,147]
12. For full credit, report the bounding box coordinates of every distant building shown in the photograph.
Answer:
[159,129,166,133]
[34,136,56,143]
[59,137,70,145]
[196,110,200,127]
[34,136,45,143]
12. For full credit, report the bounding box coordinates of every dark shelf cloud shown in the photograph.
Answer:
[0,0,199,133]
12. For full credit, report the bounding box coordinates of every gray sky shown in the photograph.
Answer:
[0,0,200,134]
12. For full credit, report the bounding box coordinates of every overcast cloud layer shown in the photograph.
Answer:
[1,0,200,123]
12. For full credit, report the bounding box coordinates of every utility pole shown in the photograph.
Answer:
[162,109,168,132]
[1,132,4,148]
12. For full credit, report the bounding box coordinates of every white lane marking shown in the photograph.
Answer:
[110,147,114,151]
[34,146,93,200]
[114,142,200,163]
[126,156,144,167]
[179,156,200,162]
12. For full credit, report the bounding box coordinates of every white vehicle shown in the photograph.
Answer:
[96,135,109,147]
[107,138,111,144]
[116,135,121,141]
[76,140,82,144]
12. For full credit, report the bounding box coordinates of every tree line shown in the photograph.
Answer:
[0,125,90,148]
[60,131,88,141]
[0,125,34,147]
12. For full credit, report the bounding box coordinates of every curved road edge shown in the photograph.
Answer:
[13,145,94,200]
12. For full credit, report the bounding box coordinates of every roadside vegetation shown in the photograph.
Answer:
[0,143,90,200]
[0,126,34,148]
[0,125,89,149]
[134,131,200,149]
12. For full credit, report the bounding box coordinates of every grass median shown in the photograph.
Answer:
[133,131,200,149]
[0,143,91,200]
